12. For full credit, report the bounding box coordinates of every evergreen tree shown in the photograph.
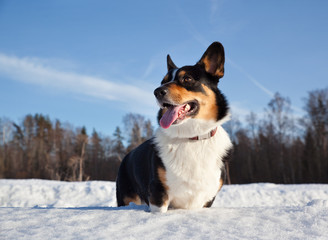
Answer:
[112,126,125,160]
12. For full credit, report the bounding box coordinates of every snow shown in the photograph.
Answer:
[1,179,328,239]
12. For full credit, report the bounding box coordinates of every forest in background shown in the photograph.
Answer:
[0,87,327,184]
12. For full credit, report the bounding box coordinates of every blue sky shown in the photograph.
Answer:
[0,0,327,136]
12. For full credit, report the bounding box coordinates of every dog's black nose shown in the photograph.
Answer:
[154,87,168,99]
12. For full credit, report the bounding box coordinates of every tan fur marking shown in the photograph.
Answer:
[215,69,224,78]
[149,167,169,207]
[195,84,218,121]
[158,167,169,207]
[203,56,212,73]
[157,167,169,192]
[178,70,186,78]
[218,178,224,192]
[166,84,184,103]
[166,83,218,121]
[203,56,224,78]
[123,195,142,206]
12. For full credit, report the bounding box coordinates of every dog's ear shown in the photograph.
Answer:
[197,42,225,79]
[167,54,178,71]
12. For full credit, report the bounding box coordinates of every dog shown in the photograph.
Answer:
[116,42,232,213]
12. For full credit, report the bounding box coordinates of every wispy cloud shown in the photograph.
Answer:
[0,53,156,110]
[209,0,226,24]
[174,6,209,48]
[227,58,275,98]
[227,58,304,116]
[173,2,304,120]
[175,1,274,100]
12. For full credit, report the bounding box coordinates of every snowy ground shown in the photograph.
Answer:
[1,179,328,239]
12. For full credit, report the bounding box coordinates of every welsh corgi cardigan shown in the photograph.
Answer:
[116,42,232,213]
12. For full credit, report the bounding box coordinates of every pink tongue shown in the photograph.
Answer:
[160,105,185,129]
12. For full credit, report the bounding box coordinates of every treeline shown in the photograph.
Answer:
[0,87,327,184]
[227,88,328,184]
[0,113,153,181]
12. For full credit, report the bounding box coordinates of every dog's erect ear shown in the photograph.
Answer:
[167,54,178,71]
[197,42,225,79]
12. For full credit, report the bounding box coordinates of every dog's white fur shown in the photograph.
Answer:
[153,116,232,212]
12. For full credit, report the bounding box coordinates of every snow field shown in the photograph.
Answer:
[0,179,328,239]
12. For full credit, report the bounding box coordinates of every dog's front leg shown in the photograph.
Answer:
[149,179,169,213]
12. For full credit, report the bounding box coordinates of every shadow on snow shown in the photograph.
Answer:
[30,203,150,212]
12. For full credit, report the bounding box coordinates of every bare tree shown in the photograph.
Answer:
[266,93,295,182]
[302,88,328,182]
[76,127,88,181]
[223,114,241,144]
[0,118,13,178]
[266,92,295,144]
[246,112,258,140]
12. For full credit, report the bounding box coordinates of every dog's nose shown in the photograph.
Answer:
[154,87,168,99]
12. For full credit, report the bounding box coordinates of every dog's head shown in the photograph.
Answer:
[154,42,229,137]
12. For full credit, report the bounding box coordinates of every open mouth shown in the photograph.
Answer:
[159,100,199,129]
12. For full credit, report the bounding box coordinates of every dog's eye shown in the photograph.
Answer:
[181,76,194,84]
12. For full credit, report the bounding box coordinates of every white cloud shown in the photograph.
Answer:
[0,53,156,109]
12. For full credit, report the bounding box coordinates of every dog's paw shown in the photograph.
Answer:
[149,203,168,213]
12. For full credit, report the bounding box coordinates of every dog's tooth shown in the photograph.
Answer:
[185,104,191,111]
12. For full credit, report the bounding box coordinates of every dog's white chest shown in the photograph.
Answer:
[155,125,231,209]
[165,153,222,209]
